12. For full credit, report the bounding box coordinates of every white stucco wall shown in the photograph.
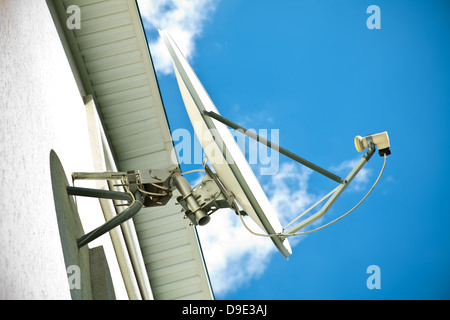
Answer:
[0,0,125,299]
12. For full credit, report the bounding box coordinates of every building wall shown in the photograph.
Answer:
[0,0,125,299]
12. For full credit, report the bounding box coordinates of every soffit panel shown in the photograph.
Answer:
[59,0,213,300]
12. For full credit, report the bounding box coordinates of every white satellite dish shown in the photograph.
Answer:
[159,30,292,258]
[64,30,389,260]
[159,29,392,260]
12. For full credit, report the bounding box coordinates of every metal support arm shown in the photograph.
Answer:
[66,186,133,202]
[282,143,376,237]
[76,191,143,248]
[68,167,177,248]
[202,110,343,184]
[67,163,233,246]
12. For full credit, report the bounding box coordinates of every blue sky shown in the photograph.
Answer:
[138,0,450,299]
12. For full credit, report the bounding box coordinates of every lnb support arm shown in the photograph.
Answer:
[281,142,376,238]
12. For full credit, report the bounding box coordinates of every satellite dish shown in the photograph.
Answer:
[159,30,292,258]
[65,31,389,261]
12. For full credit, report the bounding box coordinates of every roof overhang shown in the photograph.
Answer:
[47,0,214,300]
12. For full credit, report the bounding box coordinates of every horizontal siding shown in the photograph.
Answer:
[150,266,200,287]
[107,119,161,141]
[103,107,157,129]
[147,259,198,278]
[134,202,184,223]
[63,0,105,8]
[118,151,171,171]
[74,11,132,37]
[93,73,148,96]
[96,85,151,107]
[63,0,212,300]
[77,0,129,21]
[76,25,135,51]
[101,96,155,119]
[84,50,143,74]
[89,62,146,86]
[81,38,140,62]
[153,276,204,300]
[138,232,189,253]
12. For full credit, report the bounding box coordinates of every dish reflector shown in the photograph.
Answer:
[160,30,292,258]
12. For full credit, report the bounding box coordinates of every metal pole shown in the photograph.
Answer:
[172,174,210,226]
[71,172,127,181]
[77,192,144,248]
[66,186,133,202]
[202,110,343,184]
[282,145,375,236]
[282,185,340,230]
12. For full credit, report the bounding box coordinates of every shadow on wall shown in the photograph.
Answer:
[49,149,116,300]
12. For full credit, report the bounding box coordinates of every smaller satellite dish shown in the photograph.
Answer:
[160,30,292,258]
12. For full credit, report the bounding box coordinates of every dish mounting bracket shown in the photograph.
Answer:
[67,164,237,248]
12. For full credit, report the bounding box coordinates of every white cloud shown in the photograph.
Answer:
[137,0,219,75]
[263,163,315,224]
